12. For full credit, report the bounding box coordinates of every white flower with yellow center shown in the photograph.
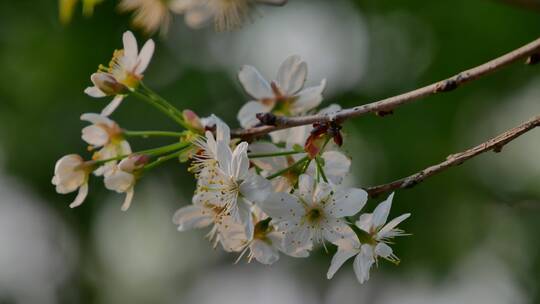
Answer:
[52,154,93,208]
[259,174,367,255]
[80,113,132,176]
[189,115,229,175]
[84,31,154,115]
[237,55,326,136]
[173,0,288,31]
[327,193,410,284]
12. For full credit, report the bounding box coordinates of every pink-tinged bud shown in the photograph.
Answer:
[119,155,150,172]
[91,73,126,95]
[182,109,204,131]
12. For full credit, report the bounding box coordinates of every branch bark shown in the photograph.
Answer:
[365,116,540,197]
[231,36,540,138]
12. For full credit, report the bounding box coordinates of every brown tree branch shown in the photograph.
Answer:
[231,36,540,138]
[365,116,540,197]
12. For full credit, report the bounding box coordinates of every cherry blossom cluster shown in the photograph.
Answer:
[52,31,410,284]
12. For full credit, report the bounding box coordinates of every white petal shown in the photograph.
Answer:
[219,217,249,252]
[290,79,326,115]
[322,218,358,248]
[120,187,135,211]
[284,126,310,148]
[104,170,135,193]
[248,142,287,172]
[216,141,233,177]
[100,95,124,116]
[313,181,333,205]
[122,31,138,69]
[325,187,367,218]
[173,205,213,231]
[269,129,290,144]
[237,101,270,128]
[321,151,351,184]
[276,55,307,95]
[80,112,115,127]
[372,192,394,230]
[135,39,155,75]
[214,116,230,146]
[377,213,411,239]
[238,65,272,99]
[81,125,109,147]
[259,192,304,222]
[69,182,88,208]
[230,142,249,180]
[240,173,271,204]
[355,213,373,233]
[84,86,106,98]
[297,174,315,204]
[284,225,313,253]
[327,248,358,279]
[374,242,393,259]
[251,240,280,265]
[353,245,375,284]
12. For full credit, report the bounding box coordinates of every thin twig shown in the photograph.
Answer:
[232,37,540,138]
[365,116,540,197]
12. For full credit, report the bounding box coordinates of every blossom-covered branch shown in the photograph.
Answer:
[366,115,540,197]
[232,36,540,138]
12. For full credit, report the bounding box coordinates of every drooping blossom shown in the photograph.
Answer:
[103,155,148,211]
[52,154,93,208]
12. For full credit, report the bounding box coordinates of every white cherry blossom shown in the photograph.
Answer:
[85,31,155,115]
[237,55,326,132]
[327,193,410,284]
[259,174,367,255]
[103,155,147,211]
[81,113,132,176]
[52,154,92,208]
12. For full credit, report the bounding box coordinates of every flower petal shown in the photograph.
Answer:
[297,174,315,204]
[251,240,280,265]
[240,173,271,204]
[355,213,373,233]
[84,86,106,98]
[69,182,88,208]
[325,186,367,218]
[353,244,375,284]
[276,55,307,95]
[321,151,350,184]
[237,101,270,128]
[258,192,304,222]
[374,242,393,259]
[230,142,249,180]
[377,213,411,239]
[322,218,358,248]
[122,31,138,69]
[372,192,394,230]
[173,205,213,231]
[135,39,155,75]
[81,125,109,147]
[327,248,358,279]
[100,95,124,116]
[120,187,135,211]
[238,65,272,99]
[284,225,313,254]
[290,79,326,115]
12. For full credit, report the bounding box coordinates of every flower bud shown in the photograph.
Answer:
[119,154,150,172]
[182,109,204,131]
[91,72,126,96]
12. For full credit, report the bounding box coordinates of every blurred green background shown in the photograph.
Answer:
[0,0,540,303]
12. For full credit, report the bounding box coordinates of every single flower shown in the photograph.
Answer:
[259,174,367,255]
[237,55,326,132]
[327,193,410,284]
[103,155,147,211]
[84,31,155,115]
[52,154,93,208]
[81,113,132,176]
[119,0,186,35]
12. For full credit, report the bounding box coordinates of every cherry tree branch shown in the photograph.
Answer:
[365,116,540,197]
[231,36,540,138]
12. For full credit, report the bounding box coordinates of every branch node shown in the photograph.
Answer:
[375,109,394,117]
[256,112,277,126]
[435,76,461,92]
[526,53,540,65]
[493,144,504,153]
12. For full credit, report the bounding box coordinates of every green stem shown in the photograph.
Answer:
[315,156,328,183]
[131,83,190,129]
[136,141,191,156]
[144,148,187,171]
[124,130,185,138]
[248,150,304,159]
[267,156,309,180]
